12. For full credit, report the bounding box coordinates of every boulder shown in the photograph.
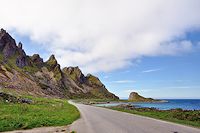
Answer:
[0,92,18,103]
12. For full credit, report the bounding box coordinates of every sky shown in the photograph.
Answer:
[0,0,200,99]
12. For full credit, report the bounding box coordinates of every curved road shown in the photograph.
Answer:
[69,101,200,133]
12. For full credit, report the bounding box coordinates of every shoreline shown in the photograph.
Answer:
[106,105,200,128]
[74,99,200,110]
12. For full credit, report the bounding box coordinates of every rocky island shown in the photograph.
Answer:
[128,92,166,102]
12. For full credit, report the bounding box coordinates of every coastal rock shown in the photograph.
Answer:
[128,92,158,102]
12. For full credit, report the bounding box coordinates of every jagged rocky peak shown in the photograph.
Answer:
[18,42,23,49]
[30,54,43,65]
[49,54,56,60]
[0,28,29,67]
[54,63,62,74]
[0,28,6,36]
[15,42,29,68]
[0,28,7,37]
[86,74,104,87]
[63,67,104,86]
[64,66,82,75]
[0,28,16,46]
[45,54,62,78]
[0,28,18,57]
[0,29,120,99]
[63,66,86,83]
[46,54,58,68]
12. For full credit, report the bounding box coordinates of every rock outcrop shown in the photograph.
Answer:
[46,55,58,69]
[128,92,160,102]
[0,29,118,99]
[63,66,86,84]
[0,92,32,104]
[30,54,43,67]
[0,29,30,67]
[62,66,119,99]
[0,28,18,58]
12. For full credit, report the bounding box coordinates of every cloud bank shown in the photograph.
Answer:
[0,0,200,73]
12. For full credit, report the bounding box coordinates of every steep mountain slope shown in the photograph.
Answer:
[0,29,119,99]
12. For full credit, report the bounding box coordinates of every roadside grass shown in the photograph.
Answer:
[0,96,80,132]
[109,107,200,128]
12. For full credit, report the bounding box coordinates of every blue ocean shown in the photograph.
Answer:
[96,99,200,110]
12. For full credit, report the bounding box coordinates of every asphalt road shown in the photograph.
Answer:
[69,101,200,133]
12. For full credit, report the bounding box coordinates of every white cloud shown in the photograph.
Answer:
[0,0,200,73]
[142,68,161,73]
[111,80,136,84]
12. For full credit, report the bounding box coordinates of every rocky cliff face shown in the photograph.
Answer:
[128,92,157,102]
[30,54,43,67]
[0,29,18,58]
[0,29,118,99]
[62,67,118,99]
[0,29,30,68]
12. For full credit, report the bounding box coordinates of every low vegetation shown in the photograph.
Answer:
[109,105,200,128]
[0,95,80,132]
[74,98,122,105]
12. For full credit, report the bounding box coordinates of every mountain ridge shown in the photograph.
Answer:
[0,28,119,99]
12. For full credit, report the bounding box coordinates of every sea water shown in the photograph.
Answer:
[96,99,200,110]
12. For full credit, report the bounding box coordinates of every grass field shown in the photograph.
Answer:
[109,107,200,128]
[0,96,80,132]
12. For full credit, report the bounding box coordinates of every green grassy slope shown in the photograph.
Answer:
[0,96,80,132]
